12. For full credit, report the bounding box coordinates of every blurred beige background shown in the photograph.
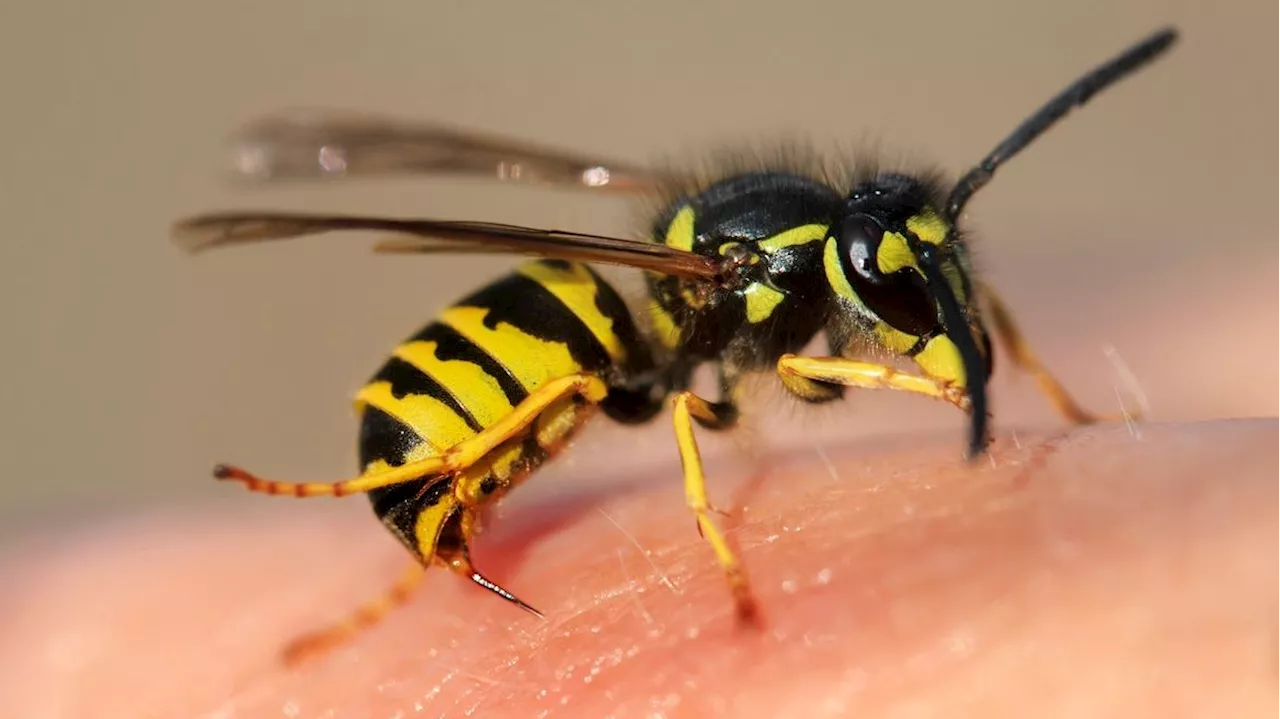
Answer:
[0,0,1274,533]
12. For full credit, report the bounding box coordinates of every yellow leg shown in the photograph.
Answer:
[215,374,610,497]
[977,282,1137,424]
[777,354,972,411]
[671,391,759,625]
[281,562,427,667]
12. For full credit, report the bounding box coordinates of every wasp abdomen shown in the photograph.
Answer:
[354,259,647,557]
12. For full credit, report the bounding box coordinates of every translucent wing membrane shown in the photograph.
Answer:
[227,109,670,193]
[172,211,724,280]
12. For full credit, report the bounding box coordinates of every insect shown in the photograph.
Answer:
[173,28,1176,664]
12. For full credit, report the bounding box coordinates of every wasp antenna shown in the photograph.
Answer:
[947,26,1179,221]
[916,245,991,459]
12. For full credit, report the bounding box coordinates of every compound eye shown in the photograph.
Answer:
[837,215,938,337]
[841,216,883,281]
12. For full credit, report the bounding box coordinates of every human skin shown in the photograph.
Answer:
[1,417,1275,718]
[2,417,1280,711]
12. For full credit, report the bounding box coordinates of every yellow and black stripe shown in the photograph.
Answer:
[356,259,650,560]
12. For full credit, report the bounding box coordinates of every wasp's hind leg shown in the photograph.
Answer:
[212,374,612,497]
[275,473,552,667]
[280,562,428,667]
[277,478,464,666]
[246,374,610,665]
[977,282,1141,425]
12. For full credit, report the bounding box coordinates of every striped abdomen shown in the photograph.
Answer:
[356,259,647,559]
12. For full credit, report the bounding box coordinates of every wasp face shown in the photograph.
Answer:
[823,173,991,393]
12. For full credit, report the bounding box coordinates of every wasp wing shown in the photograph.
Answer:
[172,211,722,280]
[224,109,670,194]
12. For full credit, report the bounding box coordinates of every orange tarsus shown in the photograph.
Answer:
[212,462,355,497]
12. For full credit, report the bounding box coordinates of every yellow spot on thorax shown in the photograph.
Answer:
[664,206,696,251]
[743,283,785,323]
[758,224,828,253]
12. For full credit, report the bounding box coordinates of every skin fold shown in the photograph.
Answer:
[4,214,1276,719]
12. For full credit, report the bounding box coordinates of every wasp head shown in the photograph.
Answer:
[823,172,993,456]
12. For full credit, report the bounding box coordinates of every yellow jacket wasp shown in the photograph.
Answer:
[173,27,1176,664]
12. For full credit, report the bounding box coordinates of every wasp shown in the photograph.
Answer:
[173,28,1176,664]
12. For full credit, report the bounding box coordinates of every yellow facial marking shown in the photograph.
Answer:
[517,261,626,362]
[906,210,950,245]
[875,211,951,275]
[872,322,920,355]
[664,205,696,251]
[823,238,858,304]
[913,334,967,387]
[743,282,786,323]
[394,341,514,427]
[441,306,580,392]
[876,231,916,275]
[650,303,682,349]
[758,223,828,253]
[355,382,476,453]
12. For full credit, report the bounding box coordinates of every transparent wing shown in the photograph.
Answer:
[172,211,723,280]
[225,109,670,193]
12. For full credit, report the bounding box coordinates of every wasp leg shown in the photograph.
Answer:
[977,282,1139,424]
[777,354,972,410]
[279,562,427,667]
[280,475,465,665]
[671,391,759,625]
[213,374,610,497]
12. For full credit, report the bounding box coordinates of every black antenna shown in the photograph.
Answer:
[916,243,990,459]
[946,27,1179,221]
